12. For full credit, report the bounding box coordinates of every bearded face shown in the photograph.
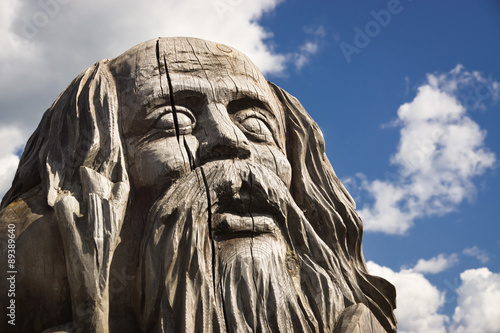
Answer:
[118,39,342,331]
[0,37,397,333]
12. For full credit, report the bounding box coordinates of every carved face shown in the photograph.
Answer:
[119,39,292,218]
[115,40,315,330]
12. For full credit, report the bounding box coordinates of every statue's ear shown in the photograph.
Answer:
[41,60,128,207]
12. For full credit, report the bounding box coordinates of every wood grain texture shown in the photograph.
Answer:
[0,37,397,332]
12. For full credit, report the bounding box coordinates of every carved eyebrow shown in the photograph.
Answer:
[141,96,169,112]
[142,90,205,113]
[226,96,275,118]
[230,87,274,108]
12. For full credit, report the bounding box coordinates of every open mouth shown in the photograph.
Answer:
[210,187,283,240]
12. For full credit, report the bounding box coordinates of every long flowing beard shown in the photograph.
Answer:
[136,160,350,332]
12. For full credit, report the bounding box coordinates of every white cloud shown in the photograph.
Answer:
[8,0,287,75]
[349,66,497,234]
[427,65,500,111]
[413,253,459,275]
[367,261,449,333]
[0,0,321,195]
[0,125,24,199]
[462,246,490,264]
[293,25,325,69]
[0,0,317,134]
[304,25,326,38]
[368,261,500,333]
[450,268,500,333]
[294,40,319,69]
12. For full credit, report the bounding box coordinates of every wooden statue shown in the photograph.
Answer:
[0,37,396,332]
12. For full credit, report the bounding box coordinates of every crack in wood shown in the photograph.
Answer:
[246,166,270,329]
[199,165,230,331]
[162,55,181,143]
[155,40,164,97]
[157,40,228,329]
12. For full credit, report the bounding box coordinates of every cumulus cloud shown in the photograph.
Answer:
[367,261,449,333]
[1,0,292,131]
[450,268,500,333]
[412,253,459,275]
[0,0,322,132]
[0,0,322,198]
[0,125,24,199]
[462,246,490,264]
[348,66,497,234]
[8,0,287,74]
[428,64,500,111]
[368,261,500,333]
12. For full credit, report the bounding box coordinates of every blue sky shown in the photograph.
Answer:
[1,0,499,332]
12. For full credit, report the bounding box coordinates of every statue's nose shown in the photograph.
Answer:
[197,103,251,163]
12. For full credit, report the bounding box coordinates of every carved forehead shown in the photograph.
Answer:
[109,37,270,98]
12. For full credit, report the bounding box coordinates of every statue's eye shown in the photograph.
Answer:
[235,112,275,143]
[228,98,279,145]
[153,106,195,134]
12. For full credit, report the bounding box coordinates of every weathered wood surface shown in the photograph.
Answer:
[0,37,397,332]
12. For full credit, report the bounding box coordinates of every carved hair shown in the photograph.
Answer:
[1,60,128,208]
[271,84,396,331]
[1,37,396,332]
[1,60,131,330]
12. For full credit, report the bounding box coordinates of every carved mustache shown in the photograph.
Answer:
[145,159,334,268]
[149,159,291,234]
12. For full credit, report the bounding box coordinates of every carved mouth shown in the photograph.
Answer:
[212,212,276,240]
[211,187,282,240]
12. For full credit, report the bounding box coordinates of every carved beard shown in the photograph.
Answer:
[136,160,353,332]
